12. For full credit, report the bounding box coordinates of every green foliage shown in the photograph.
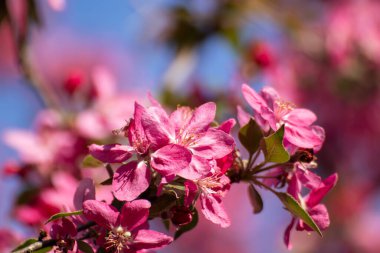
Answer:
[238,119,262,155]
[77,240,95,253]
[45,210,83,224]
[248,183,263,214]
[11,239,38,252]
[275,192,322,237]
[262,125,290,163]
[82,155,103,168]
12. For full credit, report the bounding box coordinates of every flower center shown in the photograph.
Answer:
[197,176,223,195]
[274,100,295,120]
[105,226,132,253]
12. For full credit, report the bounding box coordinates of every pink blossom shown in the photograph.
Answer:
[284,167,338,249]
[184,174,231,228]
[241,84,324,152]
[83,199,173,252]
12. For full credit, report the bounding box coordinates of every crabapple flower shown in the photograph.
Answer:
[284,166,338,249]
[241,84,324,152]
[184,173,231,228]
[83,199,173,252]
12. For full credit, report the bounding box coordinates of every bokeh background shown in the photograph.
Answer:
[1,0,380,252]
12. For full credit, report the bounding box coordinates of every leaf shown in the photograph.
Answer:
[275,192,322,237]
[34,247,53,253]
[248,183,263,214]
[163,184,186,199]
[11,239,38,252]
[100,177,112,185]
[174,208,199,240]
[162,219,171,231]
[27,0,42,26]
[77,240,95,253]
[238,119,263,155]
[149,194,177,219]
[82,155,103,168]
[45,210,83,224]
[262,125,290,163]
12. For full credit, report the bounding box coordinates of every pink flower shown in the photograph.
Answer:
[284,167,338,249]
[184,173,231,228]
[89,100,235,201]
[241,84,324,152]
[142,102,235,180]
[83,199,173,252]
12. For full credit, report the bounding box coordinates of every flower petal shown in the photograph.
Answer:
[218,118,236,133]
[73,178,95,210]
[306,173,338,207]
[88,144,134,163]
[237,105,251,127]
[119,199,151,232]
[177,155,210,180]
[284,109,317,126]
[284,218,296,250]
[182,102,216,134]
[113,161,151,201]
[184,181,198,208]
[242,84,268,113]
[200,194,230,228]
[83,200,118,228]
[132,229,173,250]
[140,104,173,149]
[151,144,192,177]
[191,129,235,159]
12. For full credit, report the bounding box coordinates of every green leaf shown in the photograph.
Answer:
[275,192,322,237]
[45,210,83,224]
[248,183,263,214]
[82,155,103,168]
[238,119,263,155]
[77,240,95,253]
[163,184,186,199]
[34,246,53,253]
[149,194,177,219]
[174,208,198,240]
[262,125,290,163]
[11,239,38,252]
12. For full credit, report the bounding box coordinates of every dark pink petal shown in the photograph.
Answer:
[132,229,173,250]
[113,161,151,201]
[88,144,134,163]
[200,194,230,228]
[191,129,235,159]
[284,109,317,126]
[296,169,322,190]
[306,173,338,207]
[184,181,198,208]
[284,218,296,250]
[285,124,324,149]
[183,102,216,134]
[287,175,301,200]
[217,118,236,133]
[236,105,250,127]
[242,84,268,113]
[61,218,77,237]
[298,204,330,232]
[177,155,210,180]
[169,106,193,132]
[216,153,234,174]
[128,118,149,154]
[140,104,173,149]
[119,200,151,232]
[83,200,119,228]
[73,178,95,210]
[151,144,192,177]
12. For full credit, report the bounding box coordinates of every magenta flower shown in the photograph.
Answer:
[241,84,325,152]
[83,199,173,252]
[184,174,231,228]
[141,102,235,180]
[284,167,338,249]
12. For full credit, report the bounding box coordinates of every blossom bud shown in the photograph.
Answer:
[250,42,274,69]
[170,206,193,226]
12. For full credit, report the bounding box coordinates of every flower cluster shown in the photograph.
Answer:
[8,84,337,253]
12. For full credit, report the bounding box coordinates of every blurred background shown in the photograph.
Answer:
[1,0,380,252]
